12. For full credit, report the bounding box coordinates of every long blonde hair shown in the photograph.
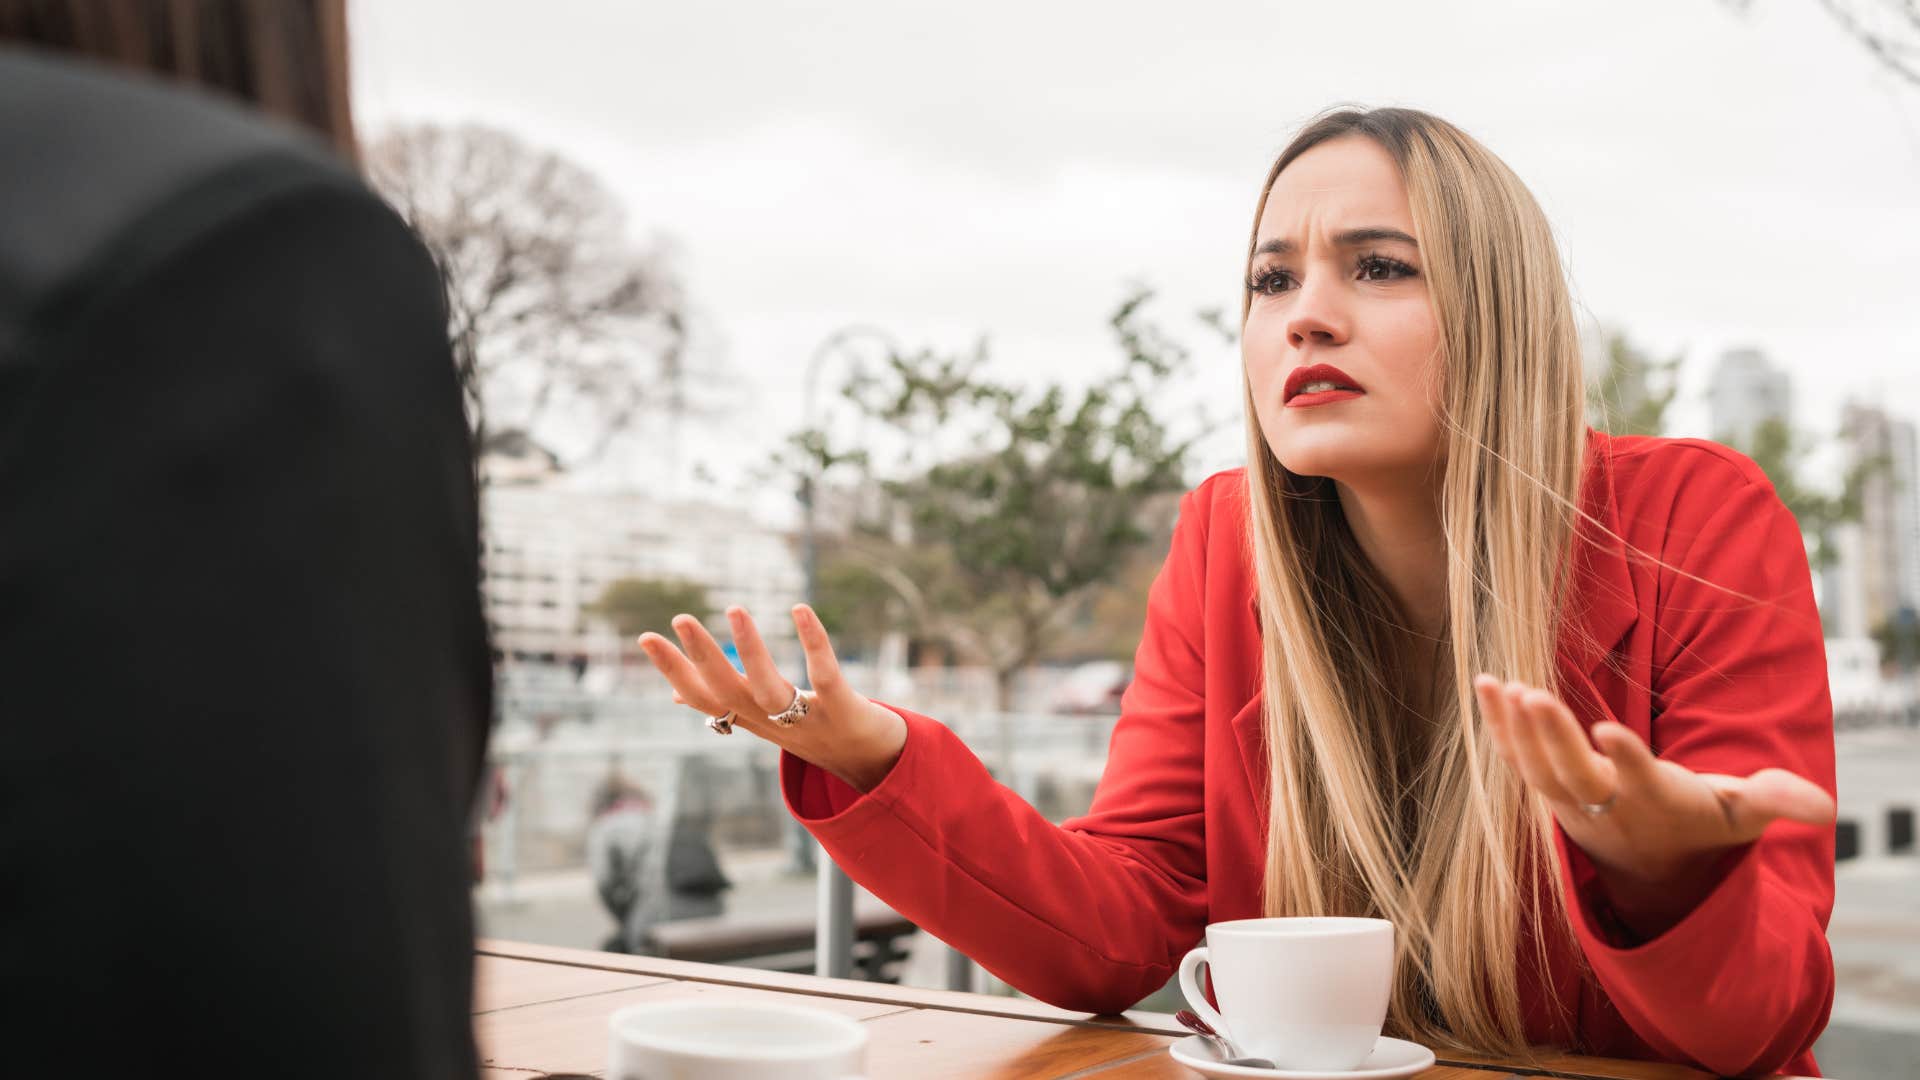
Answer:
[1239,107,1588,1056]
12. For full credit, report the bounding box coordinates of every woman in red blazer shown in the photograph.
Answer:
[638,107,1837,1077]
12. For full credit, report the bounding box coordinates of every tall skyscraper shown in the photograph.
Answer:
[1837,403,1920,636]
[1707,347,1792,449]
[1822,521,1872,639]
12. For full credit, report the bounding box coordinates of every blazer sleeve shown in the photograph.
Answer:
[1553,458,1836,1077]
[781,484,1214,1013]
[0,168,492,1078]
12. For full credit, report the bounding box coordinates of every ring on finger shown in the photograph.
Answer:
[1580,790,1617,816]
[768,689,813,727]
[706,710,736,736]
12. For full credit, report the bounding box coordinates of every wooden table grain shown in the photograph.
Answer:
[473,939,1812,1079]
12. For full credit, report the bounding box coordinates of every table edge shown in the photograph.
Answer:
[474,940,1812,1080]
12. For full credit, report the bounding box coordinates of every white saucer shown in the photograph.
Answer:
[1167,1034,1436,1079]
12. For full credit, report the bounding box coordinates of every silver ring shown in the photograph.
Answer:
[706,711,735,735]
[767,688,813,728]
[1580,791,1617,816]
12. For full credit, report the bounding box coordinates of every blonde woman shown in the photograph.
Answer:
[638,107,1839,1077]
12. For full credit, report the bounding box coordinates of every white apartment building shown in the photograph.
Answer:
[1824,521,1874,639]
[1836,403,1920,635]
[478,438,805,663]
[1707,347,1792,448]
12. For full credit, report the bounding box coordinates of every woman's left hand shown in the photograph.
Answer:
[1472,674,1835,930]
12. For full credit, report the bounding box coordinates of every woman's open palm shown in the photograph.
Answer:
[1473,674,1835,890]
[636,604,908,793]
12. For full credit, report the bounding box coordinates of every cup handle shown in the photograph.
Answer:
[1177,945,1230,1041]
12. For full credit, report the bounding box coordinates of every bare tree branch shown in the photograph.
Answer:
[1817,0,1920,84]
[367,123,705,467]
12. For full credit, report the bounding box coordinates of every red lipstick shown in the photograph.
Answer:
[1283,363,1365,408]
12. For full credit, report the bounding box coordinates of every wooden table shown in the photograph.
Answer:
[475,939,1809,1079]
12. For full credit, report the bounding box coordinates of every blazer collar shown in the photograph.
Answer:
[1232,429,1640,800]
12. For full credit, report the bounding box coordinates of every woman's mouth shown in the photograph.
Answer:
[1290,384,1367,405]
[1287,387,1365,408]
[1283,364,1366,408]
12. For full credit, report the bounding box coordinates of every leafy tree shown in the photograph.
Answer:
[1872,609,1920,673]
[1586,328,1681,437]
[1731,417,1884,570]
[589,577,713,641]
[791,288,1212,710]
[1722,0,1920,87]
[809,542,906,661]
[1039,494,1182,664]
[367,123,698,467]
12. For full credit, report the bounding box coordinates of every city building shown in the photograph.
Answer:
[1707,346,1792,448]
[1824,520,1874,640]
[1836,403,1920,636]
[478,432,806,664]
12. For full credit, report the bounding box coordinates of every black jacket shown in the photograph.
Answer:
[0,47,491,1078]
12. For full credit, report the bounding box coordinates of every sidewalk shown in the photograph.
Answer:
[475,843,1006,997]
[475,846,816,950]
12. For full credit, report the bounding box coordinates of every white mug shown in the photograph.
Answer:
[607,1000,869,1080]
[1177,916,1394,1070]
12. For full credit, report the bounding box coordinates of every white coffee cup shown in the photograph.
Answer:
[606,1000,869,1080]
[1177,916,1394,1070]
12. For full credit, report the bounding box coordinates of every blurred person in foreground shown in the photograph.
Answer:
[638,108,1838,1076]
[0,2,491,1076]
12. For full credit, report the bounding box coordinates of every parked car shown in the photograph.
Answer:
[1048,660,1132,714]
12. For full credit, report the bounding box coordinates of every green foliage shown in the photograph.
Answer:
[788,287,1210,708]
[1586,329,1681,437]
[1731,417,1885,570]
[588,577,713,640]
[809,554,892,659]
[1038,496,1181,664]
[812,535,987,659]
[1872,611,1920,673]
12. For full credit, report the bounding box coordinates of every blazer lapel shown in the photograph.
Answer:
[1230,688,1269,816]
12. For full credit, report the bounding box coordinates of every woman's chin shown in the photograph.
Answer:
[1278,457,1340,481]
[1270,432,1363,480]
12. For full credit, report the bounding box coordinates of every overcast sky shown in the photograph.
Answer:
[351,0,1920,519]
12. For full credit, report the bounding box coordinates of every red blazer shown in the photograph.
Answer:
[784,429,1837,1078]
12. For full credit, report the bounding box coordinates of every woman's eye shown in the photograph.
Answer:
[1249,269,1294,295]
[1250,256,1414,296]
[1359,255,1414,282]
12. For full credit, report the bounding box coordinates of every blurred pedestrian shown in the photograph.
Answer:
[587,770,661,953]
[587,760,733,954]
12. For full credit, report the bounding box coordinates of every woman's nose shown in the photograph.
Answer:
[1284,275,1349,348]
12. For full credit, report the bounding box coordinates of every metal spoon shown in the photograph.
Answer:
[1172,1008,1277,1070]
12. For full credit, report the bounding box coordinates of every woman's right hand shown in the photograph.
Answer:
[636,603,908,794]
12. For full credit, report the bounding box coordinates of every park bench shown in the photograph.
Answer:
[645,896,920,982]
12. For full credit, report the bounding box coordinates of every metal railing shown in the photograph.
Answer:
[483,690,1117,989]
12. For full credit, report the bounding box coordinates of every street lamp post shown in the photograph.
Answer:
[800,324,897,617]
[798,325,895,981]
[794,326,976,992]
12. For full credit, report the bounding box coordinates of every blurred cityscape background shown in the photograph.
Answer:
[348,1,1920,1073]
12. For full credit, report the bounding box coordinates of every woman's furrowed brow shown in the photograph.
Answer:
[1253,227,1419,257]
